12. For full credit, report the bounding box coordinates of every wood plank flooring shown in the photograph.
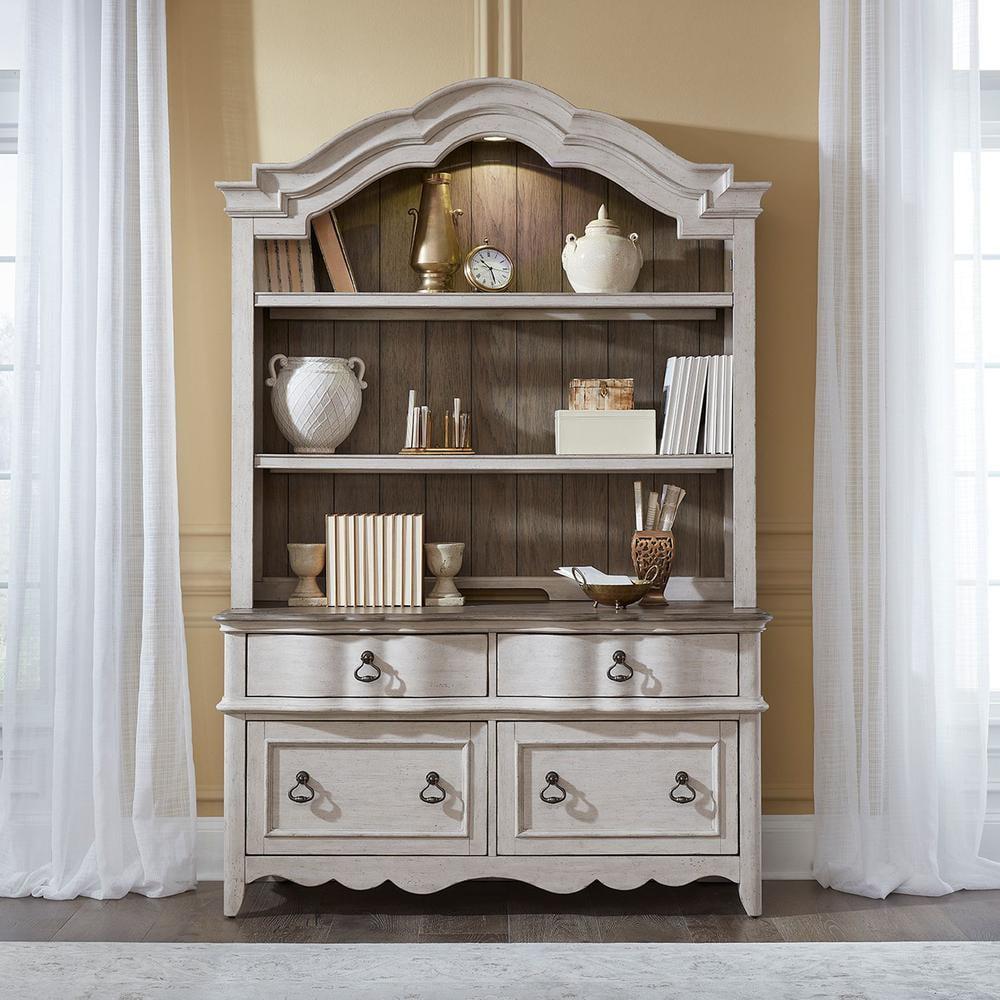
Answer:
[0,881,997,944]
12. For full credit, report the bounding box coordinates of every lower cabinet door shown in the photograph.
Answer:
[497,721,738,855]
[247,721,487,855]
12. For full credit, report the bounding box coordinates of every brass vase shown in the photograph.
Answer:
[408,172,464,292]
[630,530,675,606]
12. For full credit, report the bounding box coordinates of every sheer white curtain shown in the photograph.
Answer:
[814,0,1000,896]
[0,0,195,898]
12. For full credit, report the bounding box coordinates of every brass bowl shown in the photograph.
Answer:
[570,565,657,611]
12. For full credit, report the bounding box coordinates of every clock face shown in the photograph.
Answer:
[465,244,514,291]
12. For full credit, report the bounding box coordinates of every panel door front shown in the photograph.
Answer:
[247,721,487,855]
[497,720,738,855]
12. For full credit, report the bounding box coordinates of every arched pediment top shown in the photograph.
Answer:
[217,78,769,239]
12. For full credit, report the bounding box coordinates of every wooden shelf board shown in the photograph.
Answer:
[257,291,731,321]
[254,453,734,474]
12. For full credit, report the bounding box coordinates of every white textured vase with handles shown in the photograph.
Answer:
[561,203,643,293]
[266,355,367,454]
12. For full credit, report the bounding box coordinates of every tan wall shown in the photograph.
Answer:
[167,0,817,817]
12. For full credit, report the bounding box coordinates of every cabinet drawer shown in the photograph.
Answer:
[496,633,738,698]
[497,721,737,855]
[246,634,488,697]
[247,721,487,855]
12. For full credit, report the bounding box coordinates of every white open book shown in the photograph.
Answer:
[555,566,635,585]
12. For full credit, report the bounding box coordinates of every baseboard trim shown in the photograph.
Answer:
[194,814,818,883]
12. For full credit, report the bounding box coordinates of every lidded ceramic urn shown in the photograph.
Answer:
[561,204,643,293]
[265,354,367,454]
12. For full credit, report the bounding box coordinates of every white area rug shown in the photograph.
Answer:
[2,941,998,999]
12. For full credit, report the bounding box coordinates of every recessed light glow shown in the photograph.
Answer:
[482,135,508,142]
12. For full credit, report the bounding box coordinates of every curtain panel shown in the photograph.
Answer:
[814,0,1000,895]
[0,0,195,898]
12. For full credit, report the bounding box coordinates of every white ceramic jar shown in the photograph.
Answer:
[265,354,367,454]
[561,204,643,293]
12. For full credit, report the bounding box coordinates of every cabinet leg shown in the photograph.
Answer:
[224,876,246,918]
[738,876,762,917]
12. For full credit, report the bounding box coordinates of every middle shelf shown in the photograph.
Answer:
[257,291,732,321]
[255,454,733,474]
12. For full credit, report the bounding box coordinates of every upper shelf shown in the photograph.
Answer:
[256,454,733,474]
[257,292,732,321]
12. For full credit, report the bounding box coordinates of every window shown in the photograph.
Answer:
[0,69,15,681]
[953,4,1000,695]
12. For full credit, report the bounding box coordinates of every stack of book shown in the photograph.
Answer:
[256,210,358,293]
[324,513,424,608]
[658,355,733,455]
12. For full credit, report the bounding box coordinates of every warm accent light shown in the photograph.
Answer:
[482,135,508,142]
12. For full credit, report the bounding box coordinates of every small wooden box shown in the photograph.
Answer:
[568,378,634,411]
[554,409,656,455]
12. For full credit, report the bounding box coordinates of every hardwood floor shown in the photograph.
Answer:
[0,881,997,944]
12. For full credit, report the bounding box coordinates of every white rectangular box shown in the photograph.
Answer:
[554,409,656,455]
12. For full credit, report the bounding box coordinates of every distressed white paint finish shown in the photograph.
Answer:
[242,853,742,892]
[231,219,256,609]
[222,634,247,917]
[254,454,733,474]
[738,711,763,916]
[218,694,767,720]
[219,79,769,917]
[495,633,738,698]
[731,219,758,609]
[246,633,488,698]
[246,721,487,856]
[260,291,728,320]
[216,79,768,239]
[496,721,738,856]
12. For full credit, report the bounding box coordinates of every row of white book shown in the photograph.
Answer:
[659,355,733,456]
[324,513,424,608]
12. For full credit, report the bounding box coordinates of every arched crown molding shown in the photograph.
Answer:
[217,78,769,239]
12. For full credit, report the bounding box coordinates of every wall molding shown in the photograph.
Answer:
[473,0,521,79]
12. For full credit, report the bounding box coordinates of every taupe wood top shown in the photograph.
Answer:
[216,601,771,634]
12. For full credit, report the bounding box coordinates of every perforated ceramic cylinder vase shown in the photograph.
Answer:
[266,354,367,454]
[630,529,675,606]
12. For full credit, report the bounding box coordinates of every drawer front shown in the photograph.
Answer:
[246,634,488,698]
[496,633,738,698]
[497,720,738,855]
[247,721,487,855]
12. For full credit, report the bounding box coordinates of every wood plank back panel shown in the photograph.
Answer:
[258,142,727,589]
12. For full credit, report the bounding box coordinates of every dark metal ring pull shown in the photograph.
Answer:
[539,771,567,804]
[669,770,696,804]
[288,770,315,804]
[606,649,634,683]
[353,650,381,683]
[419,771,446,804]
